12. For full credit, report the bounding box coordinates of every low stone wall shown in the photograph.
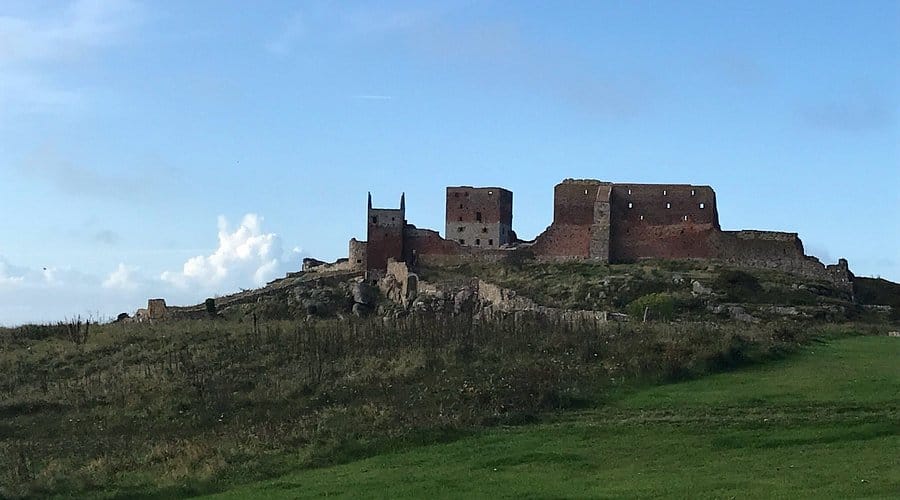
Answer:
[303,257,356,273]
[712,231,853,291]
[475,280,608,324]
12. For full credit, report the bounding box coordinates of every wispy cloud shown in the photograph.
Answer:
[93,229,120,245]
[11,144,172,201]
[0,0,142,119]
[265,3,646,118]
[800,91,895,132]
[264,11,303,56]
[263,3,438,56]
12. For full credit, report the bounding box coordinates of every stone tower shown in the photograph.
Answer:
[445,186,513,248]
[366,192,406,273]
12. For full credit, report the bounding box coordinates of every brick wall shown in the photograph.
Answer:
[367,207,404,271]
[445,187,513,247]
[531,180,611,260]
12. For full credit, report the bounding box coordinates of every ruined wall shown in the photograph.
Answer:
[445,187,513,247]
[404,225,511,266]
[531,180,611,260]
[530,224,592,259]
[609,183,719,262]
[476,280,608,323]
[380,259,419,306]
[349,238,367,270]
[303,257,355,273]
[404,226,463,258]
[711,230,853,290]
[147,299,168,321]
[614,224,718,261]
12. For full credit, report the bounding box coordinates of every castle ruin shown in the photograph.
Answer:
[308,178,852,289]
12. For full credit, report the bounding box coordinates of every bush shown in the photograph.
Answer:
[714,270,762,302]
[626,293,676,321]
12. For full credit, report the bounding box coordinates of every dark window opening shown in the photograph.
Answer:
[488,239,494,246]
[459,204,463,209]
[482,227,488,233]
[391,217,395,221]
[458,227,464,232]
[475,238,481,246]
[475,211,482,222]
[458,216,463,221]
[371,216,378,223]
[356,259,362,264]
[459,239,465,244]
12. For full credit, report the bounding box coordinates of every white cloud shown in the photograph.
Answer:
[161,214,289,292]
[102,262,139,290]
[1,213,301,326]
[0,257,27,285]
[0,255,126,325]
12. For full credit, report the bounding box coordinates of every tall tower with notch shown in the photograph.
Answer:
[366,193,406,272]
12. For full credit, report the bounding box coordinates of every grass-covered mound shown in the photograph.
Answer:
[0,314,860,498]
[207,335,900,499]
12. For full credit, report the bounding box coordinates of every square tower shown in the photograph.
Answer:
[445,186,513,248]
[366,193,405,271]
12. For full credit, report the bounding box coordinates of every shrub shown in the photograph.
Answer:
[714,270,762,302]
[626,293,676,321]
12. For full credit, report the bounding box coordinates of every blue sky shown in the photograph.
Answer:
[1,0,898,325]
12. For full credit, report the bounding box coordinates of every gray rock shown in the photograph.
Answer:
[692,280,713,296]
[351,303,370,317]
[771,306,799,316]
[728,306,758,323]
[351,281,377,305]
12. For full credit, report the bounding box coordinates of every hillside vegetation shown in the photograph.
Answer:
[208,335,900,499]
[0,261,897,498]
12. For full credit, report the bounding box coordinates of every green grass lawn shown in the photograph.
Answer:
[204,335,900,499]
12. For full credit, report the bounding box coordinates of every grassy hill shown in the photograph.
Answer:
[207,335,899,499]
[0,260,897,498]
